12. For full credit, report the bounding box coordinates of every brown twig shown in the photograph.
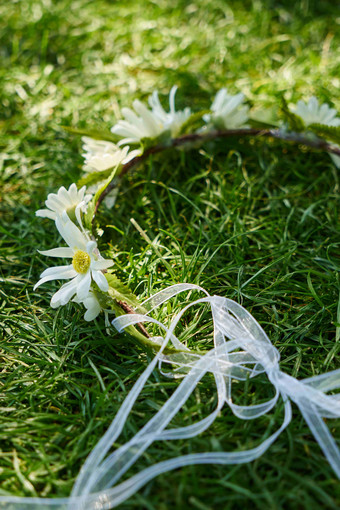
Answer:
[117,300,151,338]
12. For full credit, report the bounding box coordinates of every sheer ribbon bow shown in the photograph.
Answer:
[1,283,339,509]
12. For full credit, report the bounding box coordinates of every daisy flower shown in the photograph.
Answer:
[291,97,340,169]
[82,137,142,173]
[292,97,340,127]
[203,88,249,129]
[34,212,113,308]
[36,183,92,221]
[148,86,191,136]
[111,86,191,146]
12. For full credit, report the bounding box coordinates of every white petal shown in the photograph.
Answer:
[329,118,340,127]
[117,137,139,146]
[84,306,101,321]
[75,202,86,233]
[39,264,75,278]
[68,183,79,201]
[92,270,109,292]
[112,122,143,139]
[121,107,142,126]
[76,272,92,300]
[330,153,340,168]
[86,155,114,172]
[58,186,73,205]
[133,100,162,137]
[36,209,56,220]
[56,213,88,250]
[45,195,67,211]
[83,297,101,321]
[92,259,114,270]
[33,266,76,290]
[117,117,144,137]
[50,278,79,307]
[34,264,76,290]
[212,89,227,111]
[122,148,142,164]
[86,240,98,257]
[309,97,319,114]
[169,86,178,114]
[149,91,167,122]
[38,247,74,258]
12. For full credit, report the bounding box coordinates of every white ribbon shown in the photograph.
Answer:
[0,283,339,509]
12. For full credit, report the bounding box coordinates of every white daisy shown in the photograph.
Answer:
[73,290,102,321]
[111,86,191,145]
[148,86,191,136]
[34,212,113,308]
[293,97,340,127]
[203,88,249,129]
[82,137,142,173]
[291,98,340,168]
[36,183,92,221]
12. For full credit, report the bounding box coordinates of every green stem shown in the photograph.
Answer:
[107,298,203,356]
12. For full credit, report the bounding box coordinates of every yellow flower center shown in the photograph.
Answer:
[72,250,91,274]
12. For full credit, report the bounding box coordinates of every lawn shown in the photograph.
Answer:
[1,0,340,508]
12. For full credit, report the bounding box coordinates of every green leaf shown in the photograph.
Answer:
[83,164,121,232]
[93,166,118,204]
[105,273,144,310]
[308,124,340,145]
[178,109,210,135]
[83,199,95,232]
[280,97,305,132]
[78,168,113,188]
[62,125,121,143]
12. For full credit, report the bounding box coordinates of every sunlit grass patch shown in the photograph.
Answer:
[1,0,340,507]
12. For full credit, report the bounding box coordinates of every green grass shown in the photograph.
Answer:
[1,0,340,508]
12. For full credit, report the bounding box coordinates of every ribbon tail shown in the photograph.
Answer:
[71,353,160,497]
[298,399,340,478]
[82,399,293,510]
[303,368,340,392]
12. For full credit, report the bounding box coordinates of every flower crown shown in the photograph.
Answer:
[35,87,340,326]
[8,87,338,509]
